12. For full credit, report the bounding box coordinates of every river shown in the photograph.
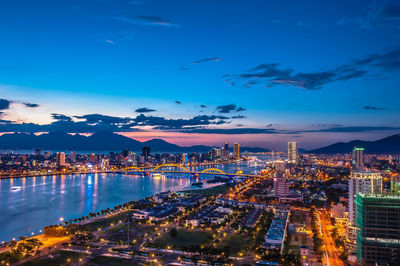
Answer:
[0,158,274,242]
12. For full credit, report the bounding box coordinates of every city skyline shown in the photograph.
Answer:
[1,0,400,150]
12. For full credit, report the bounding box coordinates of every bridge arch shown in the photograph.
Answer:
[152,163,189,172]
[200,168,226,174]
[235,170,243,175]
[123,166,143,172]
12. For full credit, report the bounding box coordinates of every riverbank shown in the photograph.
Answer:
[0,160,243,180]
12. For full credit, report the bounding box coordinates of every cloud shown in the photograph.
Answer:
[228,47,400,90]
[135,107,156,113]
[193,57,221,64]
[134,114,229,129]
[216,104,246,114]
[363,105,386,111]
[74,114,133,125]
[112,15,179,27]
[24,103,39,108]
[232,115,246,119]
[337,4,400,30]
[0,99,12,110]
[353,47,400,72]
[51,113,73,122]
[175,100,181,104]
[297,22,313,29]
[173,127,295,135]
[101,32,134,44]
[200,104,206,108]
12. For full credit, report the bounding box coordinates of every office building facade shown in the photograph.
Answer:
[233,142,240,158]
[287,142,298,164]
[356,193,400,265]
[352,147,365,171]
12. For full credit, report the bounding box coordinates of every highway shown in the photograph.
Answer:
[318,211,343,266]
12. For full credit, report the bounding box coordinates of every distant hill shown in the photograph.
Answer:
[309,134,400,154]
[0,131,270,152]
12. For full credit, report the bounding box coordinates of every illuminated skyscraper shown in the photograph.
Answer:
[56,152,65,166]
[127,152,136,166]
[233,142,240,158]
[288,142,298,164]
[356,193,400,265]
[142,146,150,160]
[181,153,188,165]
[223,141,229,159]
[275,159,286,175]
[347,171,383,246]
[274,159,289,197]
[70,151,76,163]
[89,153,96,163]
[352,147,364,170]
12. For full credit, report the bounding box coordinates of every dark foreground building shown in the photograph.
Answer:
[356,193,400,265]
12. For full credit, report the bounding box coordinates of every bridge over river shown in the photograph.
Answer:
[120,163,259,178]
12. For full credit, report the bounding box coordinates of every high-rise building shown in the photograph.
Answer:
[142,146,150,160]
[123,149,129,157]
[347,171,383,246]
[356,193,400,265]
[100,159,109,169]
[44,152,50,159]
[348,172,383,224]
[56,152,65,166]
[181,153,188,165]
[21,155,26,165]
[70,151,76,163]
[35,149,41,156]
[233,142,240,158]
[274,177,289,197]
[288,142,298,164]
[89,153,96,163]
[128,152,136,166]
[275,159,286,175]
[223,141,229,159]
[274,159,288,197]
[352,147,364,170]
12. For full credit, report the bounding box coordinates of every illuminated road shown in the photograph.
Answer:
[318,211,343,266]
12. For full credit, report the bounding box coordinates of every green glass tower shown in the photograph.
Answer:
[356,193,400,265]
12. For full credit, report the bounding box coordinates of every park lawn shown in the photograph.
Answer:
[22,250,84,266]
[150,229,212,250]
[181,185,230,196]
[101,223,154,243]
[71,210,137,233]
[104,224,125,234]
[219,234,249,255]
[86,255,133,265]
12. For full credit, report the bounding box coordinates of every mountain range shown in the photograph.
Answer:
[0,131,269,152]
[1,131,399,154]
[309,134,400,154]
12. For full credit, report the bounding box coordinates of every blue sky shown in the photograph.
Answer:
[0,0,400,150]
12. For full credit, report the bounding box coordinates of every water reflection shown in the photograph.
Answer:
[0,159,273,242]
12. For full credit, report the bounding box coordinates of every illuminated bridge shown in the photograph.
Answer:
[121,164,255,178]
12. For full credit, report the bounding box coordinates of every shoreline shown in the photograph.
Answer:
[0,179,229,244]
[0,160,242,180]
